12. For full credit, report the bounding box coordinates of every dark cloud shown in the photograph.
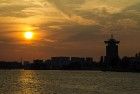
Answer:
[38,1,140,44]
[47,0,85,9]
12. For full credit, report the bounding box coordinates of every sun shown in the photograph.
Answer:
[24,31,34,40]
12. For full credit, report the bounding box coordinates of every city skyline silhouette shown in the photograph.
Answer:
[0,36,139,72]
[0,1,140,94]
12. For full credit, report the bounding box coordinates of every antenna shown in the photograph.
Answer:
[111,34,114,39]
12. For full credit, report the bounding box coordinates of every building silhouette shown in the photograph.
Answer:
[102,35,121,69]
[0,35,140,72]
[105,35,120,59]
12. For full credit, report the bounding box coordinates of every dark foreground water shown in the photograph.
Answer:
[0,70,140,94]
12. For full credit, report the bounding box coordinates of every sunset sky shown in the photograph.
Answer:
[0,0,140,61]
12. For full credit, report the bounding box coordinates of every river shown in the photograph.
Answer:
[0,70,140,94]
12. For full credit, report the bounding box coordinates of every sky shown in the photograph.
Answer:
[0,0,140,61]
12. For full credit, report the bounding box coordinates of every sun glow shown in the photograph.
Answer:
[24,31,34,40]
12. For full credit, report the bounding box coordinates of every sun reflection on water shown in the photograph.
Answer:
[19,70,40,94]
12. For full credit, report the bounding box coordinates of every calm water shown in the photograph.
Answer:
[0,70,140,94]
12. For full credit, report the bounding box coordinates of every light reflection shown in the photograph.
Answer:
[19,70,40,94]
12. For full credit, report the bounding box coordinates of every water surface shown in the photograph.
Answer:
[0,70,140,94]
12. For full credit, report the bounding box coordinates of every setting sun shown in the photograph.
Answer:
[24,31,34,40]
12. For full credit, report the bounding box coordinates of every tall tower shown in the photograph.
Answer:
[104,35,120,59]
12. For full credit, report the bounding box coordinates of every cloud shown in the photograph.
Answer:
[0,0,43,17]
[0,0,140,60]
[38,0,140,43]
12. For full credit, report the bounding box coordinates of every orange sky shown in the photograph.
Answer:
[0,0,140,61]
